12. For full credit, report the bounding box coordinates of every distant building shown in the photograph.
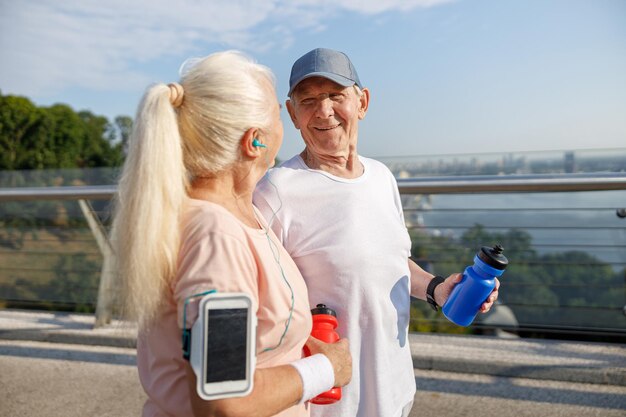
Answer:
[564,151,576,173]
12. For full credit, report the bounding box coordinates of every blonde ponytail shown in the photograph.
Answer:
[112,84,187,327]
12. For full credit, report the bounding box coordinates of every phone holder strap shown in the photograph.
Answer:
[182,289,217,360]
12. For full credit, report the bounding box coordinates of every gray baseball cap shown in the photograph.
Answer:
[288,48,362,96]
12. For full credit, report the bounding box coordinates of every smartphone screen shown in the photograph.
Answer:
[192,293,255,400]
[205,308,248,383]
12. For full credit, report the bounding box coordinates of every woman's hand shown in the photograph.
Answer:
[304,336,352,387]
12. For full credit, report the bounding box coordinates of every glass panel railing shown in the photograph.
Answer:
[399,190,625,341]
[1,156,625,341]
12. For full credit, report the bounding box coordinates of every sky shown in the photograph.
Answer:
[1,0,625,160]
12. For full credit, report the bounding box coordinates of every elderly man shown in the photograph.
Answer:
[254,48,499,417]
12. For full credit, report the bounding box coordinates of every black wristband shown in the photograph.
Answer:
[426,276,445,311]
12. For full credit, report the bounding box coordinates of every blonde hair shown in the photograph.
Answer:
[111,51,275,327]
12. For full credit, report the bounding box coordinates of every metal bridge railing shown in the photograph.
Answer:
[395,173,626,340]
[0,172,625,339]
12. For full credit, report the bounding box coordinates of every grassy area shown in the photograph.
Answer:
[0,227,102,312]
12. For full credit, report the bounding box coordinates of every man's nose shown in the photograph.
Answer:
[314,98,334,118]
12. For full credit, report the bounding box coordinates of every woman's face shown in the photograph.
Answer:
[261,82,284,168]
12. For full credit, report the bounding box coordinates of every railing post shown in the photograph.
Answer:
[77,200,118,328]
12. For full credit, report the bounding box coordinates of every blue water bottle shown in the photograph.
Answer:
[442,245,508,327]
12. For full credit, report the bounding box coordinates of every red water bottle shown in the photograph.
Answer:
[306,304,341,404]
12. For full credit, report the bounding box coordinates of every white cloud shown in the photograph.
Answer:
[281,0,453,14]
[0,0,451,97]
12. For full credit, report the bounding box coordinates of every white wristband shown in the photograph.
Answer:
[290,354,335,404]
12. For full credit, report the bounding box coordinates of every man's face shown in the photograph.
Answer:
[286,77,369,157]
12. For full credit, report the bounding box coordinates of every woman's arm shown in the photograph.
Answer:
[186,363,302,417]
[186,336,352,417]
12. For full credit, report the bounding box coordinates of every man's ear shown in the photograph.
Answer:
[240,128,262,158]
[358,88,370,120]
[286,99,300,130]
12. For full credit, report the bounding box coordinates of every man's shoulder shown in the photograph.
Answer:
[361,156,395,178]
[277,154,304,169]
[254,154,306,202]
[260,155,306,184]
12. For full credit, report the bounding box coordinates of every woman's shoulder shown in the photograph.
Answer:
[182,199,249,241]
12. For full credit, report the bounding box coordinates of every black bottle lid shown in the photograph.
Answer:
[478,245,509,270]
[311,304,336,316]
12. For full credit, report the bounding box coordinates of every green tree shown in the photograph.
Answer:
[114,115,133,155]
[44,104,87,168]
[79,110,124,167]
[0,94,47,169]
[0,91,125,170]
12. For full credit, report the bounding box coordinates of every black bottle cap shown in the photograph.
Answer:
[478,245,509,270]
[311,304,336,316]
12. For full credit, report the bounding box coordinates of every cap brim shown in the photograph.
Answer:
[288,72,357,96]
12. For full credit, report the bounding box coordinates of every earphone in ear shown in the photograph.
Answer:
[252,138,267,148]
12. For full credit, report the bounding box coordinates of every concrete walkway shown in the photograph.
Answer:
[1,309,625,417]
[1,308,624,386]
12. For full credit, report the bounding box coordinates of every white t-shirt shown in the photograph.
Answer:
[254,155,416,417]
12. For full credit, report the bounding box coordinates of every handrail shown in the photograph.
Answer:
[397,172,626,194]
[1,173,625,201]
[0,185,116,201]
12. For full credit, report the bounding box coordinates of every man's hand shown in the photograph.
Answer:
[435,274,500,313]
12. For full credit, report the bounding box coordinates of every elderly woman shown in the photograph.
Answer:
[111,51,351,417]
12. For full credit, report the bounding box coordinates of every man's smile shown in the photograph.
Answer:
[314,123,340,131]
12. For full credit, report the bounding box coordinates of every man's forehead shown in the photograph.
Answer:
[294,77,351,95]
